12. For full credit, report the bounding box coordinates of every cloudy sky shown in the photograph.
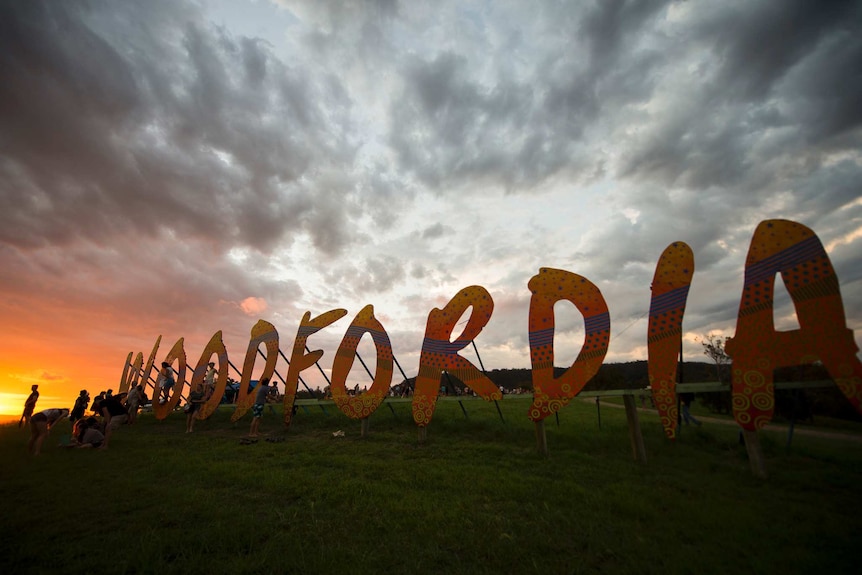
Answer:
[1,0,860,413]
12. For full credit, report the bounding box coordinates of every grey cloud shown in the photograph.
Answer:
[543,0,666,123]
[305,195,353,257]
[354,168,417,230]
[409,264,427,279]
[0,231,305,341]
[240,37,269,88]
[573,202,729,279]
[578,0,668,71]
[0,0,358,257]
[322,255,407,299]
[620,1,861,193]
[363,255,406,292]
[780,24,862,144]
[391,52,546,192]
[697,0,858,101]
[620,110,758,191]
[421,222,451,240]
[386,2,682,195]
[792,160,862,224]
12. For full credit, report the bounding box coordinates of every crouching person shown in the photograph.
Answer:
[28,408,70,456]
[69,416,105,449]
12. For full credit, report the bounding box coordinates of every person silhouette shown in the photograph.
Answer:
[19,385,40,428]
[248,378,272,438]
[28,408,69,455]
[680,392,702,426]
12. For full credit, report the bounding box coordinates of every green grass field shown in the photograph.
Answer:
[1,397,860,574]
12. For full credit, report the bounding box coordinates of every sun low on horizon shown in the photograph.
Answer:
[0,351,122,417]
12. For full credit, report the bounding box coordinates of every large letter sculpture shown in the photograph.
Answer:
[153,338,187,420]
[412,286,502,427]
[330,305,393,419]
[647,242,694,439]
[194,331,230,420]
[726,219,862,430]
[119,352,139,394]
[138,335,162,398]
[230,320,280,422]
[283,309,348,427]
[528,268,610,421]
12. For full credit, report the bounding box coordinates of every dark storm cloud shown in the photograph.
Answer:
[386,0,861,256]
[621,0,862,190]
[698,0,858,102]
[389,0,670,193]
[0,0,357,256]
[391,50,572,192]
[542,0,666,126]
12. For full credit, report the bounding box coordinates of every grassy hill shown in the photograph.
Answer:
[1,396,860,574]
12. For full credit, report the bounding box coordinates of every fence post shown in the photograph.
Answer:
[742,429,768,479]
[535,420,548,457]
[595,397,602,429]
[623,394,648,464]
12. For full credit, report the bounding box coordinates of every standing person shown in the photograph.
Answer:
[90,391,106,415]
[248,377,271,437]
[157,362,175,403]
[680,392,702,426]
[185,382,206,433]
[69,390,90,423]
[28,408,69,456]
[19,384,40,428]
[99,393,129,449]
[125,384,141,424]
[204,362,218,401]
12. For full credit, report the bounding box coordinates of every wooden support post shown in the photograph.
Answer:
[360,417,370,438]
[535,420,548,457]
[742,429,768,479]
[595,397,601,429]
[418,425,427,444]
[623,394,648,465]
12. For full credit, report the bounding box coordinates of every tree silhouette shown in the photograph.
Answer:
[701,335,731,384]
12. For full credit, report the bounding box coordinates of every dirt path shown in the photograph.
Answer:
[587,398,862,444]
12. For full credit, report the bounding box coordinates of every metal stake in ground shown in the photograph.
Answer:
[471,340,505,424]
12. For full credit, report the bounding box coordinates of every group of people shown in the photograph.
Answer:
[18,366,277,454]
[20,383,150,455]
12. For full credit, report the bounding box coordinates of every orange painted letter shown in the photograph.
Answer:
[412,286,501,427]
[726,220,862,430]
[283,309,348,427]
[153,338,187,420]
[647,242,694,439]
[194,331,230,420]
[231,320,280,422]
[330,305,393,419]
[528,268,609,422]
